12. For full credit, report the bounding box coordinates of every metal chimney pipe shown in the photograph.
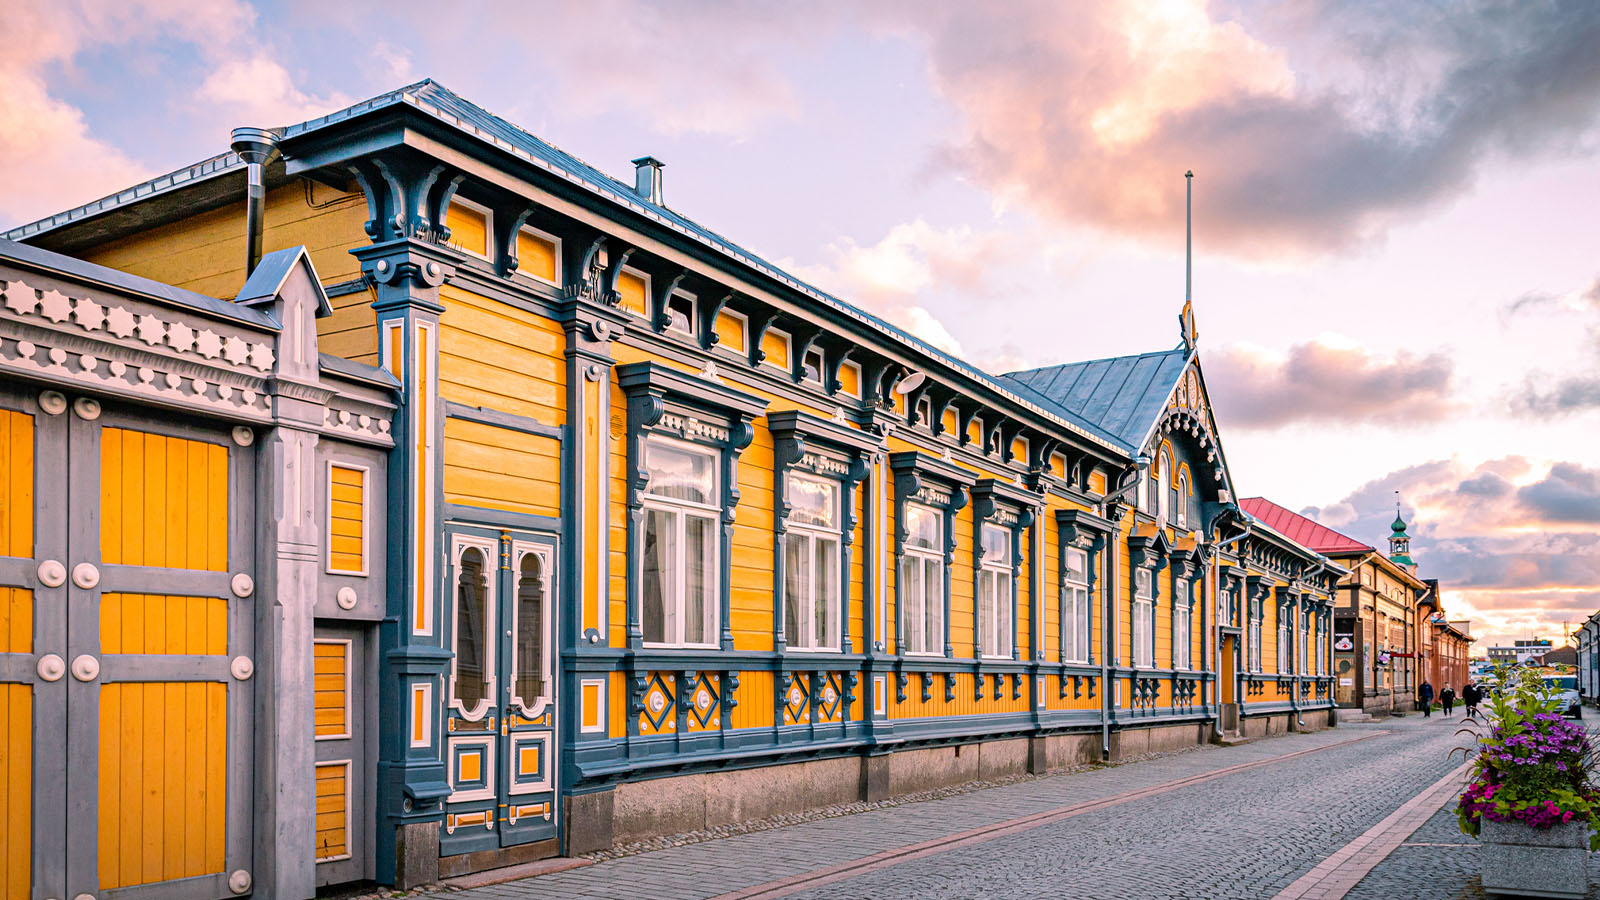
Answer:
[231,127,282,276]
[632,156,664,205]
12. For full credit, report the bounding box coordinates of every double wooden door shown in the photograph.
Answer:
[0,386,254,900]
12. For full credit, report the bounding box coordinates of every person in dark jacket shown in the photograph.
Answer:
[1419,680,1435,716]
[1463,682,1481,719]
[1440,684,1456,716]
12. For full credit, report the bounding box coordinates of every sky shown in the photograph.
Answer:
[2,0,1597,650]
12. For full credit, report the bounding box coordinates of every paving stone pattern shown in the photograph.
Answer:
[449,717,1471,900]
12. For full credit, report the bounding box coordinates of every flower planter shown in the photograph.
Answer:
[1479,819,1590,899]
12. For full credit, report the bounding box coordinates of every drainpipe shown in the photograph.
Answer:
[231,127,282,276]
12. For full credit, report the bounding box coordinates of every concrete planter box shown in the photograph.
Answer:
[1480,819,1591,899]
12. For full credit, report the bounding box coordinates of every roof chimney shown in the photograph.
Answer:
[632,156,664,205]
[231,127,282,276]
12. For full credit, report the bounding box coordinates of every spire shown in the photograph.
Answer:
[1180,170,1199,350]
[1389,492,1414,567]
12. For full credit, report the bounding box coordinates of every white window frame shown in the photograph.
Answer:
[900,502,945,657]
[763,327,793,371]
[447,196,494,261]
[1155,452,1170,524]
[1278,604,1293,674]
[640,435,721,649]
[1173,577,1191,670]
[839,360,863,398]
[1175,472,1188,530]
[801,347,825,386]
[1133,568,1154,668]
[1316,613,1327,675]
[1298,608,1310,675]
[665,288,698,338]
[978,523,1014,659]
[1248,597,1263,673]
[449,534,498,721]
[515,223,563,286]
[1062,547,1090,663]
[507,541,555,718]
[325,460,370,577]
[619,264,652,320]
[784,471,843,652]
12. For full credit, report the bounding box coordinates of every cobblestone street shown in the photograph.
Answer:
[438,712,1564,900]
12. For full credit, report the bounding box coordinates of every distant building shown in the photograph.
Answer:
[1487,639,1554,666]
[1578,613,1600,701]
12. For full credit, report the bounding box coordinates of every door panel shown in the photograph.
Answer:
[314,625,372,887]
[442,530,558,856]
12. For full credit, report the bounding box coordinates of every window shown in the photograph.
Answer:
[784,473,842,651]
[1133,568,1154,667]
[1062,548,1090,663]
[900,503,944,655]
[665,291,696,337]
[641,438,719,647]
[1278,603,1292,673]
[979,524,1013,658]
[802,347,824,386]
[1316,613,1327,674]
[1173,577,1191,670]
[1139,466,1153,513]
[1155,453,1170,522]
[1298,609,1309,675]
[452,543,492,718]
[1175,472,1188,530]
[510,547,549,714]
[1248,597,1263,673]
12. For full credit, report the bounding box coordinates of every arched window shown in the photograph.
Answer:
[1175,471,1189,530]
[512,550,547,711]
[454,545,490,714]
[1155,452,1170,523]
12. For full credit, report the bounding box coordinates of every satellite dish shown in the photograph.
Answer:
[894,371,927,395]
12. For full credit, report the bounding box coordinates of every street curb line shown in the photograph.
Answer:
[1269,759,1473,900]
[710,730,1391,900]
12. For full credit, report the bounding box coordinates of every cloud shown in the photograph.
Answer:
[1205,338,1458,429]
[784,218,1012,360]
[1503,274,1600,417]
[0,0,349,228]
[871,0,1600,257]
[1517,463,1600,524]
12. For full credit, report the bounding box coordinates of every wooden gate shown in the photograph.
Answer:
[0,384,254,899]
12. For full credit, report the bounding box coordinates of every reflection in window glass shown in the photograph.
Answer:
[979,524,1013,658]
[455,546,489,710]
[901,503,943,654]
[641,438,719,646]
[785,473,842,650]
[1062,548,1089,663]
[515,551,545,706]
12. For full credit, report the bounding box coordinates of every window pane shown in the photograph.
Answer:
[789,474,839,529]
[981,524,1009,564]
[454,547,489,709]
[901,557,923,653]
[645,440,716,504]
[685,513,714,644]
[925,558,944,653]
[666,293,695,334]
[1066,548,1086,584]
[979,571,995,656]
[642,508,675,643]
[904,504,939,550]
[997,573,1012,655]
[785,531,808,648]
[515,551,545,704]
[817,536,839,649]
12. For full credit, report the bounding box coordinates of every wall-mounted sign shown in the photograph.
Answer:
[1339,678,1354,686]
[1334,636,1355,652]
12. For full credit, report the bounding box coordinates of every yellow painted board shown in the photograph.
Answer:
[443,418,561,518]
[0,409,32,559]
[616,271,648,317]
[0,588,29,655]
[101,429,228,571]
[446,203,490,257]
[760,330,790,370]
[0,684,29,897]
[516,230,559,283]
[714,311,746,353]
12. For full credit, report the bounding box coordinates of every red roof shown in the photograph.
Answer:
[1239,497,1373,555]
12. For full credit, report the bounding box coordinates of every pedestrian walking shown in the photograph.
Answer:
[1463,682,1481,720]
[1440,684,1456,716]
[1419,680,1434,717]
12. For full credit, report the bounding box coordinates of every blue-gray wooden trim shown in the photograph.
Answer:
[442,400,566,441]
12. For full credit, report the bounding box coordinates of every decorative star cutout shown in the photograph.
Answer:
[2,280,36,315]
[247,344,274,371]
[73,298,105,332]
[135,313,165,345]
[222,337,249,366]
[195,329,222,358]
[104,305,137,338]
[38,289,73,323]
[166,321,194,353]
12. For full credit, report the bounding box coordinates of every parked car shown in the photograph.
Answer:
[1543,675,1582,719]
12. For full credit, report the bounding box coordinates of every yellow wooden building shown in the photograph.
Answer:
[0,80,1341,896]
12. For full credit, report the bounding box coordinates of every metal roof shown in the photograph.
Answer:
[998,348,1190,452]
[4,79,1126,455]
[1238,497,1373,554]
